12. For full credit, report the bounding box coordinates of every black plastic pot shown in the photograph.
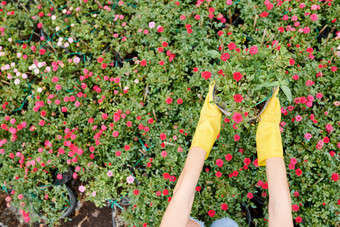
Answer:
[53,167,73,185]
[31,185,76,221]
[213,83,279,124]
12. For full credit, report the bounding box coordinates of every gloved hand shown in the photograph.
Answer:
[256,87,283,166]
[190,81,222,160]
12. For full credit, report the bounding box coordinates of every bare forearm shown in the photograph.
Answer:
[160,147,206,227]
[266,157,293,227]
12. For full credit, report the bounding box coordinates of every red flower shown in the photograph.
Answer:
[124,145,130,151]
[221,203,228,211]
[216,159,223,167]
[233,94,243,103]
[39,49,46,55]
[163,173,170,179]
[225,154,233,161]
[234,134,240,141]
[228,42,236,50]
[220,53,230,61]
[193,67,198,72]
[162,189,169,195]
[331,173,339,181]
[215,171,222,177]
[295,168,302,176]
[292,204,299,211]
[201,71,212,80]
[289,58,295,65]
[232,72,243,81]
[160,133,167,140]
[295,216,302,223]
[133,189,139,195]
[207,210,216,217]
[166,98,173,104]
[98,57,104,62]
[244,158,251,165]
[247,192,253,199]
[195,186,201,192]
[159,61,165,65]
[140,59,147,66]
[157,26,164,33]
[177,98,183,104]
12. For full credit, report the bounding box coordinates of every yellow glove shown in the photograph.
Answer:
[256,87,284,166]
[190,81,222,160]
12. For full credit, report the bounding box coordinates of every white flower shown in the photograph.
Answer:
[34,68,39,74]
[92,14,97,17]
[57,42,62,47]
[37,88,42,93]
[14,79,20,85]
[13,68,18,73]
[71,23,75,27]
[31,64,36,69]
[45,67,51,72]
[149,22,155,29]
[73,56,80,64]
[62,9,67,14]
[56,26,60,31]
[58,37,63,42]
[10,62,15,67]
[69,7,73,11]
[134,79,139,84]
[22,73,27,79]
[17,53,22,58]
[16,72,21,77]
[51,15,56,20]
[5,64,10,70]
[64,42,69,48]
[8,38,12,42]
[37,62,44,68]
[68,37,74,43]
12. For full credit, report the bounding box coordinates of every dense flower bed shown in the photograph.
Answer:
[0,0,339,226]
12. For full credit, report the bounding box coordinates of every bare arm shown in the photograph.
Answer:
[266,157,293,227]
[160,146,206,227]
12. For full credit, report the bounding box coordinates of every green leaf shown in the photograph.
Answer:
[206,50,220,59]
[281,85,292,102]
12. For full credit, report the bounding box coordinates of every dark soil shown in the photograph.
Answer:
[58,201,114,227]
[0,192,25,227]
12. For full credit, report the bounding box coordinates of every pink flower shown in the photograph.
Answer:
[303,27,310,34]
[232,112,243,123]
[127,175,135,184]
[249,46,259,55]
[304,133,312,140]
[316,93,323,99]
[295,115,302,122]
[112,131,119,137]
[292,74,299,80]
[161,151,167,157]
[310,14,318,21]
[79,185,85,192]
[107,171,113,177]
[52,77,59,83]
[325,124,333,133]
